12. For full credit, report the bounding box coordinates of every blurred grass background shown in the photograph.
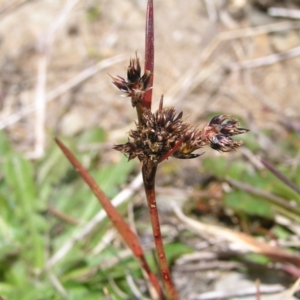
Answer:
[1,0,300,299]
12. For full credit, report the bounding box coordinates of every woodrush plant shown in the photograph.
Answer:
[56,1,249,299]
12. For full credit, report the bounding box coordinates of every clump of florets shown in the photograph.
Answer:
[113,97,249,165]
[110,54,151,107]
[114,96,188,163]
[202,115,249,152]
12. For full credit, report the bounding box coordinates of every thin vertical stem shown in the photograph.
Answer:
[142,164,179,300]
[136,0,154,121]
[143,0,154,110]
[139,1,179,299]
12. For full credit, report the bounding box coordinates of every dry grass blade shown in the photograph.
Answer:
[0,54,127,130]
[229,45,300,70]
[284,277,300,300]
[268,8,300,19]
[190,284,284,300]
[31,0,80,159]
[171,201,300,270]
[203,0,217,22]
[218,21,300,40]
[48,272,68,298]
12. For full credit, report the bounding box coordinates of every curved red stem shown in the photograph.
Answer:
[55,137,163,298]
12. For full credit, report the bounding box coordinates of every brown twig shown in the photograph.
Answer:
[228,45,300,70]
[47,205,78,225]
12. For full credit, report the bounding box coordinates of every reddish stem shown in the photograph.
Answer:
[142,164,180,300]
[142,0,154,110]
[141,2,179,298]
[159,137,184,163]
[55,137,163,299]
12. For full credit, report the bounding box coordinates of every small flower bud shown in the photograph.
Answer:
[210,134,242,152]
[110,54,152,107]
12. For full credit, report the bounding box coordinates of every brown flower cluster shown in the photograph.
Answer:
[111,55,249,166]
[110,54,151,107]
[113,97,249,165]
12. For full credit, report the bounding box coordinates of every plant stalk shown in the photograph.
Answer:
[142,163,179,300]
[143,0,154,110]
[55,137,163,298]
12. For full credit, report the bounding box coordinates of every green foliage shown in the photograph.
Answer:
[77,127,107,144]
[164,243,194,264]
[0,129,138,300]
[198,124,300,281]
[243,253,270,265]
[272,225,291,240]
[202,152,300,221]
[0,131,12,155]
[224,191,274,218]
[86,5,101,22]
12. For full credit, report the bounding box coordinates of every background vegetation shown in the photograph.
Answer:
[1,0,300,299]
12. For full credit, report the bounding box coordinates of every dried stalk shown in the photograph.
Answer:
[229,45,300,70]
[268,7,300,19]
[32,0,80,159]
[0,54,127,130]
